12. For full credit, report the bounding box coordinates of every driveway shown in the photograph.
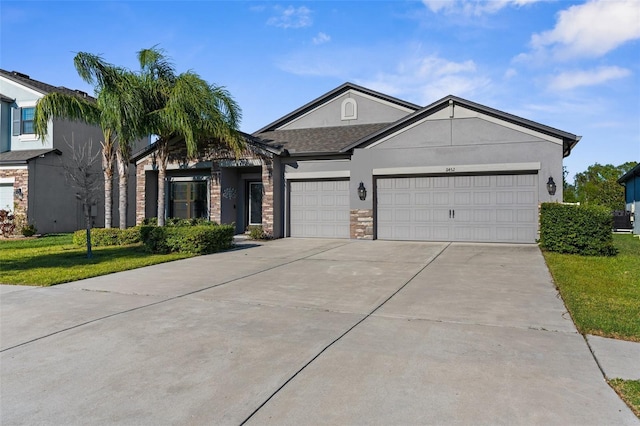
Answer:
[1,239,637,425]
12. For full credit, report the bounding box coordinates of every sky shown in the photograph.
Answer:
[1,0,638,181]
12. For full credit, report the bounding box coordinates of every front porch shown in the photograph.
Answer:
[134,142,276,236]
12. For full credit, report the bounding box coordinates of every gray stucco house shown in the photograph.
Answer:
[0,69,138,233]
[133,82,581,243]
[618,163,640,235]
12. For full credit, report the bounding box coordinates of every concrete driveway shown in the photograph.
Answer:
[1,239,637,425]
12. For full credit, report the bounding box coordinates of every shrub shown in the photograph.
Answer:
[21,224,37,237]
[539,203,617,256]
[73,227,141,247]
[142,224,234,254]
[247,225,266,240]
[0,209,16,237]
[142,217,218,227]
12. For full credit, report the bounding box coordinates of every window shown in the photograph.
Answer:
[12,107,35,135]
[169,180,208,219]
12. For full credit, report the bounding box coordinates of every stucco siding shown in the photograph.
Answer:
[279,91,413,130]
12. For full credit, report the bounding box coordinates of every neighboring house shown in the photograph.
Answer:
[618,163,640,235]
[0,69,139,233]
[133,82,581,243]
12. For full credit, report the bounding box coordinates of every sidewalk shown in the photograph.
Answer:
[587,335,640,380]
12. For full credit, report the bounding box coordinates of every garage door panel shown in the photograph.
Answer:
[377,174,537,243]
[290,179,350,238]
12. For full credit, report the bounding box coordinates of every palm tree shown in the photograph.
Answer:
[34,89,117,228]
[137,47,243,226]
[73,53,147,229]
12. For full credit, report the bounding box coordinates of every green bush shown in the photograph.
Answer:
[142,217,218,227]
[539,203,617,256]
[141,225,234,254]
[247,225,266,240]
[21,224,37,237]
[73,227,141,247]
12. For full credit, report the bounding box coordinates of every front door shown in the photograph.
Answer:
[248,182,263,226]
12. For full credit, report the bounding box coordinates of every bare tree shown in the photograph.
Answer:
[63,135,102,258]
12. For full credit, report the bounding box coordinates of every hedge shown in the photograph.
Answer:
[539,203,617,256]
[73,227,141,247]
[141,225,235,255]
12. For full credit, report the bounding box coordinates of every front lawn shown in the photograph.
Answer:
[542,234,640,342]
[0,233,192,286]
[610,379,640,418]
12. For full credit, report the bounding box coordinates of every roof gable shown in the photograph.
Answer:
[341,95,581,157]
[253,82,420,133]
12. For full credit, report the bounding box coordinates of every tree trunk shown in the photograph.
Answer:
[84,203,92,259]
[101,133,115,229]
[116,150,128,230]
[156,140,168,227]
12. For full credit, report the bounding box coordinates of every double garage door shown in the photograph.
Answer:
[289,174,538,243]
[377,174,538,243]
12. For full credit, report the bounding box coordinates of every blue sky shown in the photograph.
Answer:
[1,0,638,181]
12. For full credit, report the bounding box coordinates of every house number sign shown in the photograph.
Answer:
[445,167,456,172]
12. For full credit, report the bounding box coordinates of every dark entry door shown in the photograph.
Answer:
[248,182,263,226]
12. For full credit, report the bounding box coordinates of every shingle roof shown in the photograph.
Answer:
[0,149,61,164]
[0,69,94,101]
[254,123,391,155]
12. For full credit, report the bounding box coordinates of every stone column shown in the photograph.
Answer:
[210,164,222,224]
[261,158,274,236]
[350,209,374,239]
[135,160,147,225]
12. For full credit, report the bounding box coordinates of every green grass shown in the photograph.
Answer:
[0,233,192,286]
[609,379,640,417]
[543,234,640,342]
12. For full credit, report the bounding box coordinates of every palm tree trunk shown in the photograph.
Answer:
[101,133,115,229]
[156,140,168,227]
[116,149,128,229]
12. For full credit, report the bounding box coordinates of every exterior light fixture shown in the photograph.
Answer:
[357,182,367,201]
[14,188,23,200]
[546,177,556,196]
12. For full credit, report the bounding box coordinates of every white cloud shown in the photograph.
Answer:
[549,66,631,90]
[357,54,491,104]
[529,0,640,60]
[422,0,545,16]
[267,6,312,29]
[312,32,331,45]
[504,68,517,79]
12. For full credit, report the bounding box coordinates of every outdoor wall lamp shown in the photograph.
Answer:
[357,182,367,201]
[546,177,557,196]
[14,188,23,200]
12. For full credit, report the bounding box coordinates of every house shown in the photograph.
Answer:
[0,69,139,233]
[132,82,581,243]
[618,163,640,235]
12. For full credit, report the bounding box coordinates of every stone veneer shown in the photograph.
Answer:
[261,158,274,236]
[0,168,29,218]
[350,209,373,239]
[135,143,274,235]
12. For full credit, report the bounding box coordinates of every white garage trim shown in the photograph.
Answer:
[285,170,350,179]
[373,162,540,176]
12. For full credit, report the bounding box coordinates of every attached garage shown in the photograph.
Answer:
[289,180,350,238]
[376,174,538,243]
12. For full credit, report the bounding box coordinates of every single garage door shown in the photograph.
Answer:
[289,180,350,238]
[377,174,538,243]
